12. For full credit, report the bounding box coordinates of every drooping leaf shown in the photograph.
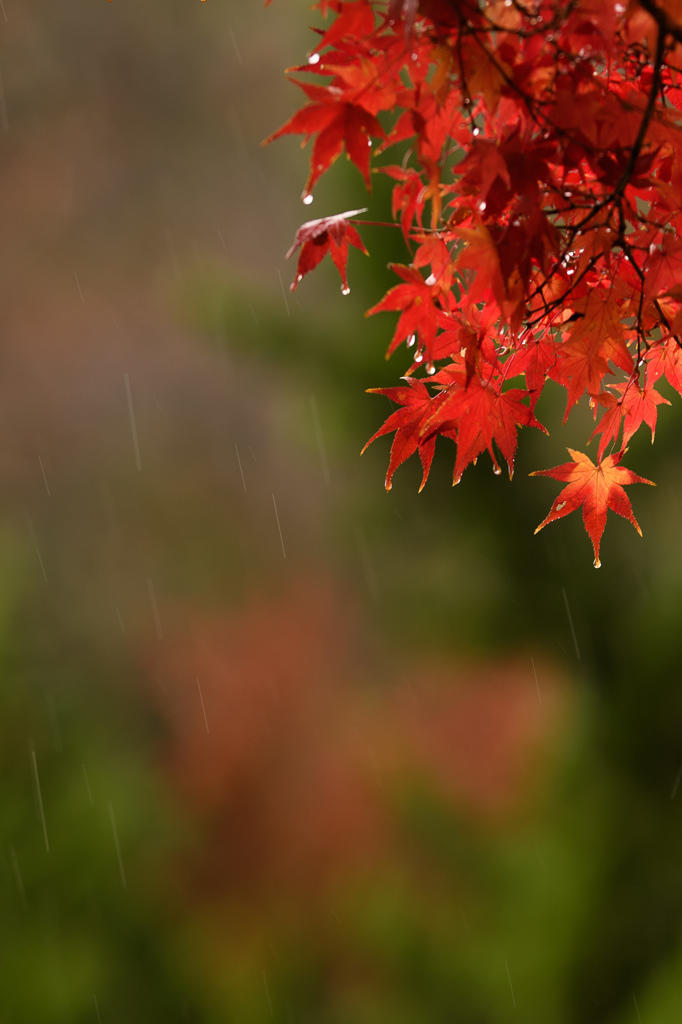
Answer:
[365,265,442,361]
[286,209,368,293]
[362,379,436,491]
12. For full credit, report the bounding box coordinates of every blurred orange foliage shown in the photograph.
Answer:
[145,575,565,907]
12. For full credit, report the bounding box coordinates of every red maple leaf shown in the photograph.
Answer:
[646,335,682,396]
[505,332,560,406]
[262,58,392,197]
[361,379,436,491]
[285,209,368,293]
[589,379,670,459]
[365,264,442,361]
[531,449,655,567]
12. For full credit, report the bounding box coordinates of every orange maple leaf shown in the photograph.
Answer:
[531,449,654,567]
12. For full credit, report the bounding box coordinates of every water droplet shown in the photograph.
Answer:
[479,200,487,212]
[308,52,321,65]
[302,193,313,206]
[414,352,424,363]
[556,501,566,510]
[593,556,601,568]
[472,127,480,136]
[426,363,436,375]
[407,334,416,348]
[492,463,502,476]
[341,284,350,295]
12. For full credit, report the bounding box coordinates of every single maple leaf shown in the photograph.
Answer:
[362,379,436,490]
[310,0,375,54]
[589,379,670,458]
[505,332,560,405]
[552,334,611,422]
[285,208,368,293]
[646,335,682,396]
[463,44,512,116]
[263,84,384,197]
[365,264,441,360]
[643,235,682,307]
[531,449,655,567]
[587,390,622,460]
[381,166,425,241]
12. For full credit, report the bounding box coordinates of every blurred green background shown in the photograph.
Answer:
[2,2,682,1022]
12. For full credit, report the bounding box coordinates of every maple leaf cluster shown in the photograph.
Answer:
[265,0,682,566]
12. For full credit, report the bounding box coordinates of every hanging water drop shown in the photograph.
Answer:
[593,556,601,569]
[341,284,350,295]
[492,463,502,476]
[407,334,416,347]
[308,52,321,65]
[302,193,313,206]
[414,352,424,363]
[426,363,436,375]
